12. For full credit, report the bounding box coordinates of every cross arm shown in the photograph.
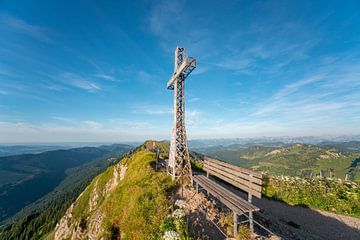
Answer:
[167,57,196,89]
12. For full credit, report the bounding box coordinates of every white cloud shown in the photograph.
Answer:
[0,119,168,143]
[273,74,325,99]
[132,105,172,115]
[71,80,101,91]
[0,13,51,42]
[0,89,8,95]
[189,97,200,103]
[83,120,103,129]
[186,109,201,126]
[94,74,121,82]
[59,72,101,92]
[109,118,155,130]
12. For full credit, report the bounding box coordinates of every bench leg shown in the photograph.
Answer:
[196,182,199,193]
[249,211,254,232]
[233,212,238,237]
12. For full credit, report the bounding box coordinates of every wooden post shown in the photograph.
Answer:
[233,212,237,237]
[248,193,252,203]
[206,171,209,178]
[248,175,253,204]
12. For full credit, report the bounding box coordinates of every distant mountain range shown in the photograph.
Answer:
[0,142,140,157]
[188,135,360,148]
[194,142,360,180]
[0,145,71,157]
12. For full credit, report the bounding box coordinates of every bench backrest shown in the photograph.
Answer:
[204,156,263,198]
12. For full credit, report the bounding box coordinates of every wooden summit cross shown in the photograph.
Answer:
[166,46,196,182]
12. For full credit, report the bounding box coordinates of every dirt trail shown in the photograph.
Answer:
[179,176,360,240]
[220,180,360,240]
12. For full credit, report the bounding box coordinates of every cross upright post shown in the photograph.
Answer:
[166,46,196,182]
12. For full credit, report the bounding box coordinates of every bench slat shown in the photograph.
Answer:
[204,166,262,198]
[205,157,262,179]
[193,175,259,213]
[204,164,262,193]
[198,175,256,211]
[205,160,262,185]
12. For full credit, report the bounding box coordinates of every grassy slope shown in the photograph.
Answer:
[70,148,175,239]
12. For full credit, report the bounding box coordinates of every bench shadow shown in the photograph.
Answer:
[187,210,227,240]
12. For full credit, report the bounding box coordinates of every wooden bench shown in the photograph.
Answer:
[193,156,263,236]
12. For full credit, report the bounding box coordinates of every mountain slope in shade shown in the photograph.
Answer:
[0,144,133,225]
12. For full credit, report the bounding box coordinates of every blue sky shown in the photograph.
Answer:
[0,0,360,142]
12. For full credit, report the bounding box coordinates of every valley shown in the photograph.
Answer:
[0,144,132,239]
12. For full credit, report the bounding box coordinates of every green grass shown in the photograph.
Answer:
[96,166,115,204]
[71,180,94,220]
[100,150,175,239]
[263,176,360,217]
[71,166,115,220]
[42,230,55,240]
[317,156,355,179]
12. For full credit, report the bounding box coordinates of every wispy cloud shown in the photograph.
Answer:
[273,74,325,99]
[83,120,103,129]
[0,89,8,95]
[252,57,360,127]
[189,97,200,103]
[187,109,201,126]
[132,105,172,115]
[44,84,67,92]
[147,0,215,72]
[94,74,121,82]
[109,118,155,130]
[0,13,51,42]
[0,118,165,142]
[59,72,101,92]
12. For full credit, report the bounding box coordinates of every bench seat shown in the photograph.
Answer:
[193,174,259,214]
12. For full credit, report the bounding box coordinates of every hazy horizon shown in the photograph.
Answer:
[1,134,360,145]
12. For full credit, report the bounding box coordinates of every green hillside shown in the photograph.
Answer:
[50,142,190,240]
[319,141,360,153]
[194,143,360,180]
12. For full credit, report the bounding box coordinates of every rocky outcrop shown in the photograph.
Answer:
[54,162,127,240]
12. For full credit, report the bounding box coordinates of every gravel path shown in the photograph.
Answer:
[222,181,360,240]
